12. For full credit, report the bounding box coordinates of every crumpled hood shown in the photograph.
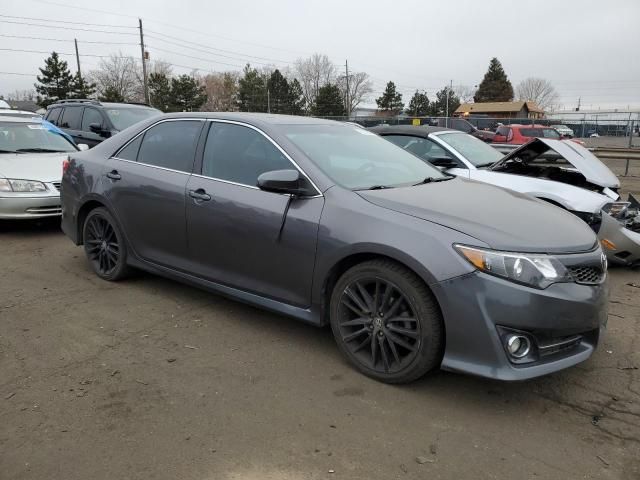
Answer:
[0,152,67,182]
[358,177,598,253]
[491,138,620,188]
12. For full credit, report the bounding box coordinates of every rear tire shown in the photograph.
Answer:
[329,259,444,384]
[82,207,129,281]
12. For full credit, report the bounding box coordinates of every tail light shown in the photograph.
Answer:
[62,157,70,174]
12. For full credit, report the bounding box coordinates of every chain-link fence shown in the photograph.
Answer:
[320,115,640,148]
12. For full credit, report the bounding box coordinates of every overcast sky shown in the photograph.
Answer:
[2,0,639,111]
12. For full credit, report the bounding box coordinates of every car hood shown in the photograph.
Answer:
[0,152,67,182]
[357,177,597,253]
[491,138,620,188]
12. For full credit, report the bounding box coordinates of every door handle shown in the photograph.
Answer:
[189,188,211,202]
[106,170,121,180]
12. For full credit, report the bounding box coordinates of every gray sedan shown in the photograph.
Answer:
[0,116,84,219]
[60,113,608,383]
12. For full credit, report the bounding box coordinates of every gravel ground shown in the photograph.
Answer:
[1,173,639,480]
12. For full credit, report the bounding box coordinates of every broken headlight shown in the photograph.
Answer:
[602,195,640,233]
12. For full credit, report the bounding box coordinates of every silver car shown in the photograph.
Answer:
[0,115,86,219]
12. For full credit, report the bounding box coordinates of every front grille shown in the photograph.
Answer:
[569,266,604,284]
[51,182,61,191]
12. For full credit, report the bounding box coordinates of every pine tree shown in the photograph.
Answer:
[99,86,125,103]
[376,81,404,113]
[429,86,460,116]
[69,73,96,99]
[238,64,267,112]
[267,69,291,114]
[170,75,207,112]
[474,58,514,102]
[148,72,172,111]
[407,90,429,116]
[311,84,345,117]
[34,52,74,107]
[288,78,305,115]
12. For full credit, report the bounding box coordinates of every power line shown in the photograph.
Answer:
[146,44,271,70]
[0,71,37,76]
[0,47,140,60]
[0,19,138,35]
[145,31,293,65]
[0,13,135,28]
[0,33,137,45]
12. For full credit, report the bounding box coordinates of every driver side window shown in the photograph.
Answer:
[202,122,293,186]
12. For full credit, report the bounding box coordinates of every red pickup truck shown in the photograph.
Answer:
[492,124,563,144]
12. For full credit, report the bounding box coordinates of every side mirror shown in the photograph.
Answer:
[429,157,458,168]
[77,143,89,151]
[89,123,102,133]
[257,169,311,196]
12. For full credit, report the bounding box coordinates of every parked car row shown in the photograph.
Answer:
[371,125,640,267]
[55,113,613,385]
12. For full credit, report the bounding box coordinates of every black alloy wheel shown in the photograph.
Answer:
[83,207,129,280]
[330,260,443,383]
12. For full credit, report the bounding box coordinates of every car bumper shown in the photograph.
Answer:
[0,195,62,219]
[598,213,640,267]
[432,271,608,381]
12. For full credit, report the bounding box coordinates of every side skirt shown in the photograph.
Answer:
[127,255,322,327]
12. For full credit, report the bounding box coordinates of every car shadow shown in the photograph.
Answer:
[0,218,62,236]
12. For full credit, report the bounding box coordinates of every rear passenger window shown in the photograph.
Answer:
[46,108,62,125]
[202,123,292,186]
[116,135,143,161]
[59,107,83,129]
[137,121,202,172]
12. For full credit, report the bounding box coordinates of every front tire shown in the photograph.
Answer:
[329,259,444,384]
[82,207,129,281]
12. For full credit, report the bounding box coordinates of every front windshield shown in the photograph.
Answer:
[105,107,160,131]
[0,122,77,153]
[436,132,503,167]
[283,124,447,189]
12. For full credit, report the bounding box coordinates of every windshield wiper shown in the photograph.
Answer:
[362,185,393,190]
[412,176,453,186]
[476,161,497,168]
[16,148,68,153]
[0,149,21,153]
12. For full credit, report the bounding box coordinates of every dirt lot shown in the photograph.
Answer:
[1,170,639,480]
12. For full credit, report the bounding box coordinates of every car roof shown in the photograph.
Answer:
[508,124,550,128]
[0,115,43,123]
[368,124,454,137]
[156,112,346,126]
[48,101,156,110]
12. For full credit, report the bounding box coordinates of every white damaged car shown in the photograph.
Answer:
[372,125,640,267]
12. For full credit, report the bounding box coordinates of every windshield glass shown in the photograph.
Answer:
[436,132,503,166]
[0,122,77,153]
[519,127,561,139]
[105,107,160,130]
[283,124,447,189]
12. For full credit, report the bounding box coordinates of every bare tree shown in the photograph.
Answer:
[337,71,373,114]
[454,85,475,104]
[8,89,36,101]
[515,77,558,111]
[294,53,336,108]
[199,71,239,111]
[89,53,142,102]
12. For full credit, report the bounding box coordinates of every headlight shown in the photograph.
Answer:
[0,178,47,192]
[454,244,572,289]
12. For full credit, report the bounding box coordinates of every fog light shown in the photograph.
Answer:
[506,335,531,359]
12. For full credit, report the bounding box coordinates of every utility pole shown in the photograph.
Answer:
[267,89,271,113]
[74,38,82,82]
[345,60,350,119]
[138,18,149,104]
[445,79,452,127]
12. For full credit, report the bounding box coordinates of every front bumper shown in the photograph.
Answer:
[0,194,62,219]
[598,212,640,267]
[432,270,608,381]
